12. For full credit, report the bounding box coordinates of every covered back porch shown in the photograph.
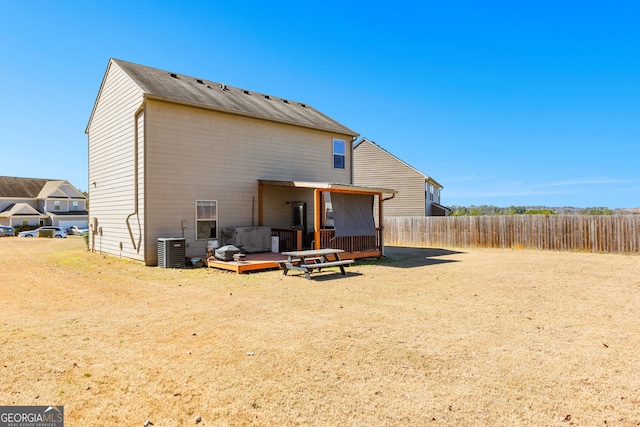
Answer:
[258,180,397,260]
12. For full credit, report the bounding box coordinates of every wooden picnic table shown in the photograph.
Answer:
[280,248,354,279]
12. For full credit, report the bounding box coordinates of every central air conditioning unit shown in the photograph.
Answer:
[158,237,186,268]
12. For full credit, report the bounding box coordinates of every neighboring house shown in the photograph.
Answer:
[353,138,449,216]
[85,59,396,265]
[0,176,88,228]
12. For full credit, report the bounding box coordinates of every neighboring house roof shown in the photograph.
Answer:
[37,180,86,199]
[0,176,51,198]
[49,211,89,217]
[431,202,451,215]
[87,58,358,137]
[0,176,86,199]
[354,138,443,189]
[0,203,45,217]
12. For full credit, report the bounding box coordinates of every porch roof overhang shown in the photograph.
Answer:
[258,180,397,196]
[258,180,394,254]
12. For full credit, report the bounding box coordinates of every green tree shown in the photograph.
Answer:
[524,209,555,215]
[580,207,612,215]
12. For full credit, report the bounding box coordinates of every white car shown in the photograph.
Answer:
[0,226,14,237]
[18,226,67,238]
[70,226,89,235]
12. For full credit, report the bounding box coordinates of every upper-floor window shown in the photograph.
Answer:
[72,201,79,210]
[333,139,345,169]
[426,182,439,203]
[54,201,61,211]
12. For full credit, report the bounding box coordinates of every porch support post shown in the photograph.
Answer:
[314,188,321,250]
[378,192,384,258]
[258,182,264,226]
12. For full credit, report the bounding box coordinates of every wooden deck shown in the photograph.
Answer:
[206,252,287,274]
[205,250,372,274]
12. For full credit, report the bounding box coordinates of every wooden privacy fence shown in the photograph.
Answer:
[384,215,640,254]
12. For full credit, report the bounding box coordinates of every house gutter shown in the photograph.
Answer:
[126,101,145,251]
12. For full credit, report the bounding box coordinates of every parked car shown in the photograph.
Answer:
[18,226,67,238]
[70,226,89,236]
[0,226,14,237]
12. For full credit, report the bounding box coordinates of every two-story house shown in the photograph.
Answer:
[353,138,449,217]
[86,59,396,266]
[0,176,88,229]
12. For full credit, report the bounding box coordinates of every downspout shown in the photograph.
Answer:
[379,193,396,257]
[126,101,145,251]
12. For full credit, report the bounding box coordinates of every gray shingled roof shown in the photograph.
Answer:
[0,176,52,198]
[112,58,358,136]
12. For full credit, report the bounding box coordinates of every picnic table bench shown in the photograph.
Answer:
[280,249,354,280]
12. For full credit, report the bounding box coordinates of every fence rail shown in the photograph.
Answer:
[383,215,640,254]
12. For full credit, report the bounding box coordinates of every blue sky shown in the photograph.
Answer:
[1,1,639,208]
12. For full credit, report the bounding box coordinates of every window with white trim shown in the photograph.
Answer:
[72,201,79,210]
[196,200,217,240]
[54,201,61,211]
[333,138,345,169]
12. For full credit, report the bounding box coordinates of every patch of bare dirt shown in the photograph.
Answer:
[1,238,639,425]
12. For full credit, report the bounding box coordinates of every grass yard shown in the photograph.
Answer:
[1,238,639,426]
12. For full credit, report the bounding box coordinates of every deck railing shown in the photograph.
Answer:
[317,228,381,253]
[271,228,302,252]
[272,227,382,255]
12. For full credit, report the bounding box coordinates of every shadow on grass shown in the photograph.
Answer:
[357,246,464,269]
[282,271,364,281]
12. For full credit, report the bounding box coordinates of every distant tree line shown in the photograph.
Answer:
[446,205,635,216]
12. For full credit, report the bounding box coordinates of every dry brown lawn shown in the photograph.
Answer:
[1,237,639,426]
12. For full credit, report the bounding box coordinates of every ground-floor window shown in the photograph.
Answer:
[196,200,217,240]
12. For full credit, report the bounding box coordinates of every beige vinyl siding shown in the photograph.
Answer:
[87,61,146,261]
[260,186,315,230]
[43,199,69,212]
[354,140,426,217]
[142,100,352,263]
